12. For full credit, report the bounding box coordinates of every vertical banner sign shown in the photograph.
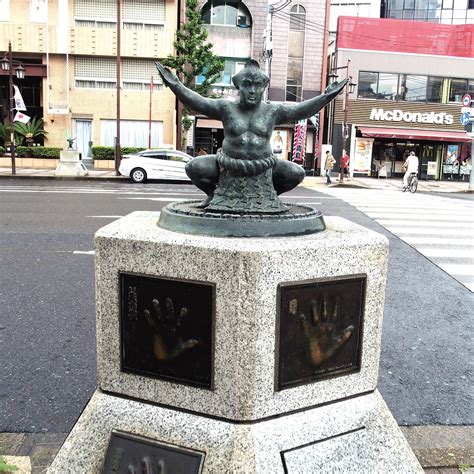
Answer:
[292,119,307,164]
[354,138,373,175]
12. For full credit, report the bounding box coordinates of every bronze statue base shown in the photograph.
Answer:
[157,200,326,238]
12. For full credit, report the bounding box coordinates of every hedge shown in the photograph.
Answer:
[92,146,146,160]
[0,146,4,156]
[16,146,62,158]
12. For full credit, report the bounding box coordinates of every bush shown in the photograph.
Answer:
[92,146,146,160]
[16,146,61,158]
[0,146,4,156]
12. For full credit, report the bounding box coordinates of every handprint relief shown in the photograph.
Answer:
[289,296,355,367]
[144,297,199,361]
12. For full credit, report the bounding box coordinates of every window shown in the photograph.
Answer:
[286,5,306,102]
[377,73,399,100]
[100,119,163,147]
[426,76,443,102]
[201,1,252,27]
[449,78,468,102]
[399,74,427,101]
[289,4,306,30]
[358,71,378,99]
[196,58,247,86]
[75,57,163,91]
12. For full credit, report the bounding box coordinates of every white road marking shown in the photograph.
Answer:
[377,220,474,229]
[401,236,474,246]
[73,250,95,255]
[387,227,474,236]
[87,215,123,218]
[416,248,473,258]
[437,263,474,276]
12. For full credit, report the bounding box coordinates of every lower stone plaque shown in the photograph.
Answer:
[121,273,214,389]
[277,275,366,390]
[102,430,205,473]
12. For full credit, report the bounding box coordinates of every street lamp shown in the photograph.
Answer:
[330,60,357,183]
[1,41,26,175]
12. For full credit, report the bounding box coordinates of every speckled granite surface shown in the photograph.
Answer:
[95,212,389,421]
[48,389,422,473]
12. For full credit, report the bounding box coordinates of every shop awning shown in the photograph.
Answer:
[358,127,471,143]
[196,118,223,129]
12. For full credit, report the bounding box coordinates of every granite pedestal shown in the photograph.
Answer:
[49,211,422,473]
[54,150,88,177]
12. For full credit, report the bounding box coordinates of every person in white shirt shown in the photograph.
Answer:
[403,151,419,188]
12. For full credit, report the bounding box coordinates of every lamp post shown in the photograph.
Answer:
[329,59,356,183]
[1,41,26,175]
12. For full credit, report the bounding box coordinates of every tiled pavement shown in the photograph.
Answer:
[0,426,473,473]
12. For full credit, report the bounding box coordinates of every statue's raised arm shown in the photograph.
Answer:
[155,62,223,120]
[275,79,349,125]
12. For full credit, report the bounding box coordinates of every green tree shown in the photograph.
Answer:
[161,0,224,142]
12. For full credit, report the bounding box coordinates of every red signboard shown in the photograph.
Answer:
[336,17,474,59]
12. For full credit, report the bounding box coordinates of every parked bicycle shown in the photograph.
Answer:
[402,172,418,193]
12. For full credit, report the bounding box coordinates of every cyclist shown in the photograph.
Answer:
[402,151,419,190]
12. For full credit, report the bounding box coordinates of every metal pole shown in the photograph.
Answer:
[469,132,474,190]
[8,41,16,175]
[115,0,122,175]
[148,75,153,149]
[340,59,350,183]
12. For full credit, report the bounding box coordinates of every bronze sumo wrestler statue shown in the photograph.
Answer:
[156,59,346,214]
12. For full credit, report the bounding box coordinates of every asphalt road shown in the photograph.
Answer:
[0,178,472,433]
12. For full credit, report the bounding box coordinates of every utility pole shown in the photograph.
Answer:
[115,0,122,175]
[340,59,351,183]
[263,3,273,102]
[469,128,474,190]
[8,42,15,175]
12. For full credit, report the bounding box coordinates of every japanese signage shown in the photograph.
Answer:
[292,119,307,164]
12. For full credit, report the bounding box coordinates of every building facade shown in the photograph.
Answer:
[330,17,473,181]
[0,0,178,158]
[193,0,327,169]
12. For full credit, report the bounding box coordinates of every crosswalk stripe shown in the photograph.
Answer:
[387,227,474,236]
[377,220,474,229]
[319,187,474,291]
[401,236,474,245]
[437,263,474,276]
[416,248,473,258]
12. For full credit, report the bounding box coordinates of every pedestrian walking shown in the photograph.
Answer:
[325,150,336,185]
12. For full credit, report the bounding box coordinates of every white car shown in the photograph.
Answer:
[119,149,194,183]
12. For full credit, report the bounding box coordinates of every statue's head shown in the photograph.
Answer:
[232,59,269,107]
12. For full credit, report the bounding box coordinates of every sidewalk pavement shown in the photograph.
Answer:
[0,166,472,193]
[0,426,473,473]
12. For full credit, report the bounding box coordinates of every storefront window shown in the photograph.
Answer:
[399,74,427,101]
[358,71,378,98]
[377,73,399,100]
[442,144,460,179]
[426,76,443,102]
[449,78,468,102]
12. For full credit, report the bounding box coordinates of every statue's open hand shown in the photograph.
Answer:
[324,78,349,97]
[155,62,179,88]
[144,297,198,360]
[290,296,354,367]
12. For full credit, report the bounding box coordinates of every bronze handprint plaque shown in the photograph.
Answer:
[120,273,214,388]
[102,430,204,473]
[276,275,366,390]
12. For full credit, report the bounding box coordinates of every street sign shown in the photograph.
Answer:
[461,107,473,114]
[462,94,472,106]
[460,112,471,126]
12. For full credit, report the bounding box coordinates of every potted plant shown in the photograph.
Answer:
[14,117,48,147]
